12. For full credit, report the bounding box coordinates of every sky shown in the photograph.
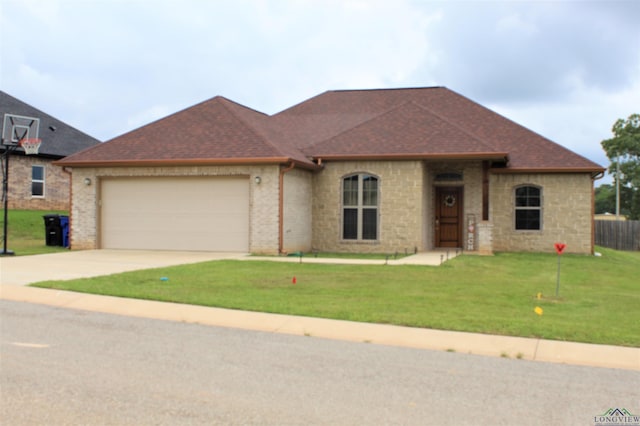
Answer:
[1,0,639,185]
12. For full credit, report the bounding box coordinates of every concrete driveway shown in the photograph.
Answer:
[0,249,460,287]
[0,250,247,286]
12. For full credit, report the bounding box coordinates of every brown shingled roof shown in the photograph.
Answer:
[275,87,604,172]
[57,87,604,174]
[304,101,506,160]
[58,96,315,168]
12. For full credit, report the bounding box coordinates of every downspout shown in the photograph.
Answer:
[279,161,295,254]
[62,167,72,249]
[590,172,604,255]
[591,180,596,255]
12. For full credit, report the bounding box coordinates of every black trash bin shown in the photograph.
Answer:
[43,214,63,246]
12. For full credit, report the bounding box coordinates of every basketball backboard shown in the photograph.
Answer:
[2,113,40,146]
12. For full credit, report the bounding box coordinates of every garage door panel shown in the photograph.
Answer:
[100,177,249,251]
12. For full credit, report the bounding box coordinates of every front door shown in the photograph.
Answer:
[435,186,463,248]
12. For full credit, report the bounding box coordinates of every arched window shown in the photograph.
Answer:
[343,174,378,240]
[515,185,542,230]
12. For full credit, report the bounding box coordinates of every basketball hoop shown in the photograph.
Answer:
[1,114,41,256]
[19,138,42,155]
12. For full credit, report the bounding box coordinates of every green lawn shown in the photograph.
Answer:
[32,247,640,347]
[0,209,69,255]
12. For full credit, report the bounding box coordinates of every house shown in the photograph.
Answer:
[56,87,604,254]
[1,91,101,210]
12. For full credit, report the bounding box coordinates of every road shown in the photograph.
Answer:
[1,300,638,425]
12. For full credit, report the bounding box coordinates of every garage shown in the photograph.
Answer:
[99,176,250,252]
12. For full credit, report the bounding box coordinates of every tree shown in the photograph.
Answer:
[594,184,615,214]
[601,113,640,220]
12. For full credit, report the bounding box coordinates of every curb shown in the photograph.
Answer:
[2,284,638,371]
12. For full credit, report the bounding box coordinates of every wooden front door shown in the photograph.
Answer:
[435,186,463,248]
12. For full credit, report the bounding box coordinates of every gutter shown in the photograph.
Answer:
[310,152,509,162]
[278,161,296,254]
[491,166,606,175]
[53,157,322,170]
[62,167,73,249]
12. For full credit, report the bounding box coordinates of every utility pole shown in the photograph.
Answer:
[615,153,620,220]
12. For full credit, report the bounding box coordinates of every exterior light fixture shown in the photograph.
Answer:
[254,176,261,184]
[84,177,92,186]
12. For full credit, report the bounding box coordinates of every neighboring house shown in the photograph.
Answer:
[1,91,101,210]
[56,87,604,254]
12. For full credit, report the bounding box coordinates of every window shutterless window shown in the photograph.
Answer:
[342,174,378,240]
[515,186,541,230]
[32,165,45,197]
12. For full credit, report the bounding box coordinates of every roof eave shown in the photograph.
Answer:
[54,157,321,170]
[311,152,509,161]
[491,166,606,178]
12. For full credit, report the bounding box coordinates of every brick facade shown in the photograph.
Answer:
[5,155,69,211]
[312,160,424,253]
[309,161,594,254]
[68,162,595,254]
[69,165,282,252]
[490,173,594,254]
[283,168,313,252]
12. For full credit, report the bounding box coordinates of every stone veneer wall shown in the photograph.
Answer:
[7,155,69,211]
[282,168,313,253]
[490,173,594,254]
[311,161,424,253]
[69,165,281,252]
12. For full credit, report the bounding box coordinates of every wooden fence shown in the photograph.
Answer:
[594,220,640,251]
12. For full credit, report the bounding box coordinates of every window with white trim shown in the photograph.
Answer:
[342,173,378,240]
[32,165,45,197]
[515,185,541,230]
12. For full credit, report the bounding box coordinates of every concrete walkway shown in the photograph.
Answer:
[247,249,461,266]
[1,250,638,371]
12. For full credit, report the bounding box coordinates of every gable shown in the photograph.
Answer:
[59,96,316,168]
[304,101,506,160]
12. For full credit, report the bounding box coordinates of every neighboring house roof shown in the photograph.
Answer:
[0,91,101,158]
[56,87,604,174]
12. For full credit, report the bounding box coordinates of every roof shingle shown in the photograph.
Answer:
[57,87,604,174]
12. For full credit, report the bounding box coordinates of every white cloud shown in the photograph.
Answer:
[496,13,538,36]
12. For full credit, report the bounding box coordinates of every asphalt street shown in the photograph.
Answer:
[1,300,638,425]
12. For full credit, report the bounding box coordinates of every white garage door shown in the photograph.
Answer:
[100,176,249,252]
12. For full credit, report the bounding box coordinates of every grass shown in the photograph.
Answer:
[0,209,70,255]
[31,246,640,347]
